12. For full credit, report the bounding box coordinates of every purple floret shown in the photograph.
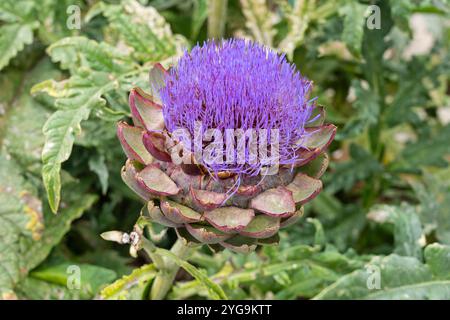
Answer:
[160,39,315,176]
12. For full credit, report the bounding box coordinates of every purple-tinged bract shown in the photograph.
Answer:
[160,39,315,176]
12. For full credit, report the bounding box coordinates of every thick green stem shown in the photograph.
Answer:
[207,0,228,39]
[149,239,191,300]
[141,238,165,270]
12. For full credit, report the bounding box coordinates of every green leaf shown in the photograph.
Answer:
[100,264,157,300]
[0,0,38,68]
[33,73,116,213]
[99,0,187,62]
[411,177,440,234]
[0,153,36,299]
[307,218,326,247]
[390,0,414,32]
[15,277,83,300]
[366,281,450,299]
[88,153,109,194]
[30,263,116,298]
[0,23,37,71]
[1,59,61,174]
[0,0,35,23]
[21,192,98,275]
[313,254,444,299]
[34,0,84,43]
[191,0,208,39]
[412,175,450,244]
[277,0,314,60]
[240,0,276,47]
[339,1,366,57]
[324,208,367,251]
[156,248,228,300]
[338,80,380,139]
[361,0,392,92]
[325,144,383,194]
[0,153,97,298]
[425,243,450,280]
[41,107,92,213]
[384,59,432,127]
[394,125,450,169]
[368,204,424,259]
[47,36,135,74]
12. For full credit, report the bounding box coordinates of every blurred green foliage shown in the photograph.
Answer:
[0,0,449,300]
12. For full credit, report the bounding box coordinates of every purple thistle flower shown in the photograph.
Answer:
[160,39,316,177]
[116,39,336,251]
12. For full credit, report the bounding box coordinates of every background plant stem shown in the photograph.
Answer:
[207,0,228,39]
[149,239,191,300]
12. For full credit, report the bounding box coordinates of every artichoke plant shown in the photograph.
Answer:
[116,39,336,253]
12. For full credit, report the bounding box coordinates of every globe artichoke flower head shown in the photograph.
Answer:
[117,39,336,252]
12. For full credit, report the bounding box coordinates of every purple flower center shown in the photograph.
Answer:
[160,39,315,176]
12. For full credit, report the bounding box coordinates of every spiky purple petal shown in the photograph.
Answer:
[160,39,315,176]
